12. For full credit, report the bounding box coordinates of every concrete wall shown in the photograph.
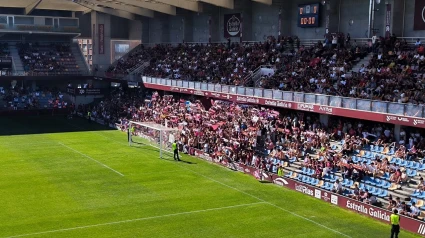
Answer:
[148,13,170,43]
[129,19,142,41]
[110,16,129,39]
[251,1,282,41]
[403,0,425,37]
[76,12,92,38]
[84,0,424,48]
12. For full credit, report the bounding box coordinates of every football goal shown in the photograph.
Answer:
[128,121,180,159]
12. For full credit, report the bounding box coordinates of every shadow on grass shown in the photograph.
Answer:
[0,115,114,136]
[160,157,197,165]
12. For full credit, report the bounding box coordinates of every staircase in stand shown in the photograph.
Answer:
[9,43,24,75]
[350,52,373,74]
[71,43,90,75]
[123,60,150,82]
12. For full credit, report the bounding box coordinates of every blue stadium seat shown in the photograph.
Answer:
[378,190,387,198]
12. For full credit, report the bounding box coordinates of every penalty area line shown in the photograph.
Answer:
[4,202,265,238]
[58,142,124,177]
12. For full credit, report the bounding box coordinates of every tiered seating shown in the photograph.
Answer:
[109,35,365,87]
[286,141,425,218]
[17,43,81,76]
[2,88,67,110]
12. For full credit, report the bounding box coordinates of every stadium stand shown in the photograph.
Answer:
[17,43,81,76]
[82,89,425,220]
[0,86,67,110]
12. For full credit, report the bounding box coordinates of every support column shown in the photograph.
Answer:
[320,114,329,128]
[91,11,112,73]
[394,124,401,142]
[325,0,340,34]
[391,0,404,37]
[141,17,150,44]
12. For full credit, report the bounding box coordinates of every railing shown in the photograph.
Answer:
[0,24,80,33]
[8,70,90,77]
[142,76,425,119]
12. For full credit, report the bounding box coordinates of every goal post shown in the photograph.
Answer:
[128,121,180,159]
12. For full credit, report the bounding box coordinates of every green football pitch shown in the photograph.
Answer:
[0,115,420,238]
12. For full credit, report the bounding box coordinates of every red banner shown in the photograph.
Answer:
[385,4,391,38]
[92,24,95,55]
[183,145,425,236]
[414,0,425,30]
[144,83,425,129]
[270,176,425,236]
[99,24,105,55]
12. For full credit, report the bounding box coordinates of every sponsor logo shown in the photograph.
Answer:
[236,96,260,104]
[346,200,390,221]
[386,115,409,123]
[210,93,221,98]
[314,189,321,199]
[386,116,395,122]
[170,87,181,92]
[418,224,425,235]
[264,99,292,108]
[273,178,289,187]
[79,89,85,94]
[322,192,330,202]
[414,119,425,126]
[193,90,205,96]
[226,15,241,37]
[319,106,333,114]
[295,183,314,196]
[297,103,314,111]
[331,195,338,205]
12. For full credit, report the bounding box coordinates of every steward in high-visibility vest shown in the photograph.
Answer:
[390,209,400,238]
[172,141,180,161]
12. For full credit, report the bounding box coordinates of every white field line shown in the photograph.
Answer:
[174,164,352,238]
[4,202,265,238]
[58,142,124,177]
[0,142,60,147]
[67,122,352,237]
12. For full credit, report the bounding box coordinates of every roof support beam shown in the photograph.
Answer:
[73,0,136,20]
[154,0,202,12]
[83,8,93,14]
[251,0,272,5]
[25,0,43,15]
[114,0,176,15]
[82,0,154,17]
[198,0,233,9]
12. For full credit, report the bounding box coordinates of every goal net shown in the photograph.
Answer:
[128,121,180,159]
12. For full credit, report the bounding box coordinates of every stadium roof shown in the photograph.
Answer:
[2,0,272,19]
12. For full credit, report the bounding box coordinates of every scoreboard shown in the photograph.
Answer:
[297,3,320,28]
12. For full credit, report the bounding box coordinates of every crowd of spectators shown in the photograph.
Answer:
[18,43,80,76]
[0,85,67,110]
[107,33,425,106]
[80,89,425,216]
